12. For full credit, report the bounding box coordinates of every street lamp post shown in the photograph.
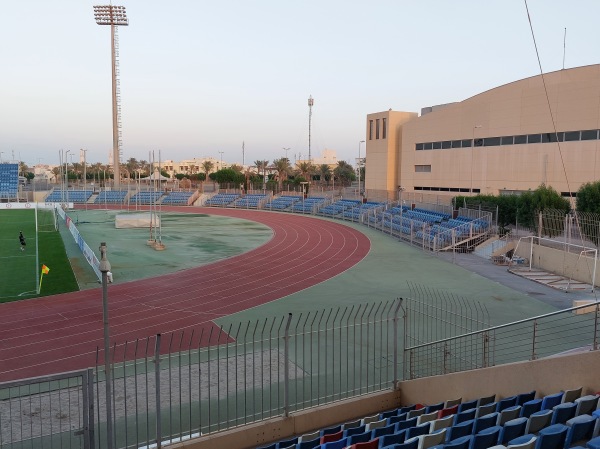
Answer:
[358,140,365,198]
[99,242,114,449]
[283,147,290,160]
[64,150,71,207]
[470,125,482,195]
[218,151,224,169]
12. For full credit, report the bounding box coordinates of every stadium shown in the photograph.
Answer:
[1,115,600,449]
[0,62,600,449]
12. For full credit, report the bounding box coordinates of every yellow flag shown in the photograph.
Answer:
[41,264,50,275]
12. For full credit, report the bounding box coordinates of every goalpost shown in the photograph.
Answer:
[37,203,58,232]
[510,235,598,292]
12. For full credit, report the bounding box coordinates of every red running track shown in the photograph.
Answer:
[0,207,370,382]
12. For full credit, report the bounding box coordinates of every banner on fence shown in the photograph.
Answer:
[56,206,102,280]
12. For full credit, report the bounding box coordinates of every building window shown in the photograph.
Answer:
[451,140,462,148]
[581,130,598,140]
[501,136,514,145]
[432,141,442,149]
[441,141,451,149]
[416,143,424,151]
[376,119,380,139]
[415,165,432,173]
[483,137,501,146]
[369,120,373,140]
[527,134,542,144]
[565,131,580,141]
[514,135,527,144]
[382,118,387,139]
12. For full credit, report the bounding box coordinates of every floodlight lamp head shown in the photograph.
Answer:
[308,95,314,107]
[93,5,129,26]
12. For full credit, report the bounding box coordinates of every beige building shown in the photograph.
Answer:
[365,64,600,201]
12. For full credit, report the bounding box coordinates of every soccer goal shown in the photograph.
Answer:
[37,204,58,232]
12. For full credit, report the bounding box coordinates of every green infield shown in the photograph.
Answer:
[0,208,78,303]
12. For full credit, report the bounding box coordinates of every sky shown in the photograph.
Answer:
[2,0,600,168]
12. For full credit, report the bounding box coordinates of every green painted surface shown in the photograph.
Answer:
[216,218,558,328]
[63,209,273,289]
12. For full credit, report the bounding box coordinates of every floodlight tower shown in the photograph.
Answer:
[93,5,129,188]
[308,95,314,162]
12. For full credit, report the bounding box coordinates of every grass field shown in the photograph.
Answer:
[0,208,78,303]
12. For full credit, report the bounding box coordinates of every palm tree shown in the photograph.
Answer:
[273,158,292,191]
[201,160,214,181]
[138,160,149,177]
[254,160,269,184]
[318,164,331,186]
[295,161,314,183]
[230,164,243,174]
[51,167,62,184]
[19,161,29,177]
[124,158,139,180]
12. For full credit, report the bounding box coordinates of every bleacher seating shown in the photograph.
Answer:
[255,389,600,449]
[45,190,93,203]
[230,194,269,209]
[204,193,240,206]
[0,163,18,200]
[161,191,194,205]
[291,197,326,214]
[264,195,302,211]
[95,190,128,204]
[318,199,361,218]
[129,191,164,205]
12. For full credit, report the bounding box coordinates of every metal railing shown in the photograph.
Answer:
[3,297,599,449]
[404,301,600,379]
[91,300,402,449]
[0,369,94,449]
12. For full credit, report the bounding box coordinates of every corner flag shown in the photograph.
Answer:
[39,264,50,291]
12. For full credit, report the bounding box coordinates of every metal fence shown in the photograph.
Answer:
[0,369,94,449]
[4,296,600,449]
[404,301,600,379]
[90,301,402,449]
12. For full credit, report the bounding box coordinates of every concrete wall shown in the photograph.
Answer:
[365,110,418,198]
[174,350,600,449]
[515,241,599,286]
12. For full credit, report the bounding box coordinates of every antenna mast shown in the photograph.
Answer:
[562,27,566,70]
[308,95,314,162]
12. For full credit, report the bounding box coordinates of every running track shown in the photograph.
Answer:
[0,207,370,382]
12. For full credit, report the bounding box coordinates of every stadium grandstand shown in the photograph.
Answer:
[0,162,20,202]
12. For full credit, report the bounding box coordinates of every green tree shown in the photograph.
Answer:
[201,160,214,181]
[273,158,292,191]
[51,167,61,183]
[333,161,355,186]
[254,160,269,183]
[576,181,600,214]
[295,161,315,183]
[213,168,244,184]
[517,184,570,235]
[318,164,331,186]
[125,157,139,180]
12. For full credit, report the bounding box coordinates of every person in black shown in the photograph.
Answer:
[19,231,26,251]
